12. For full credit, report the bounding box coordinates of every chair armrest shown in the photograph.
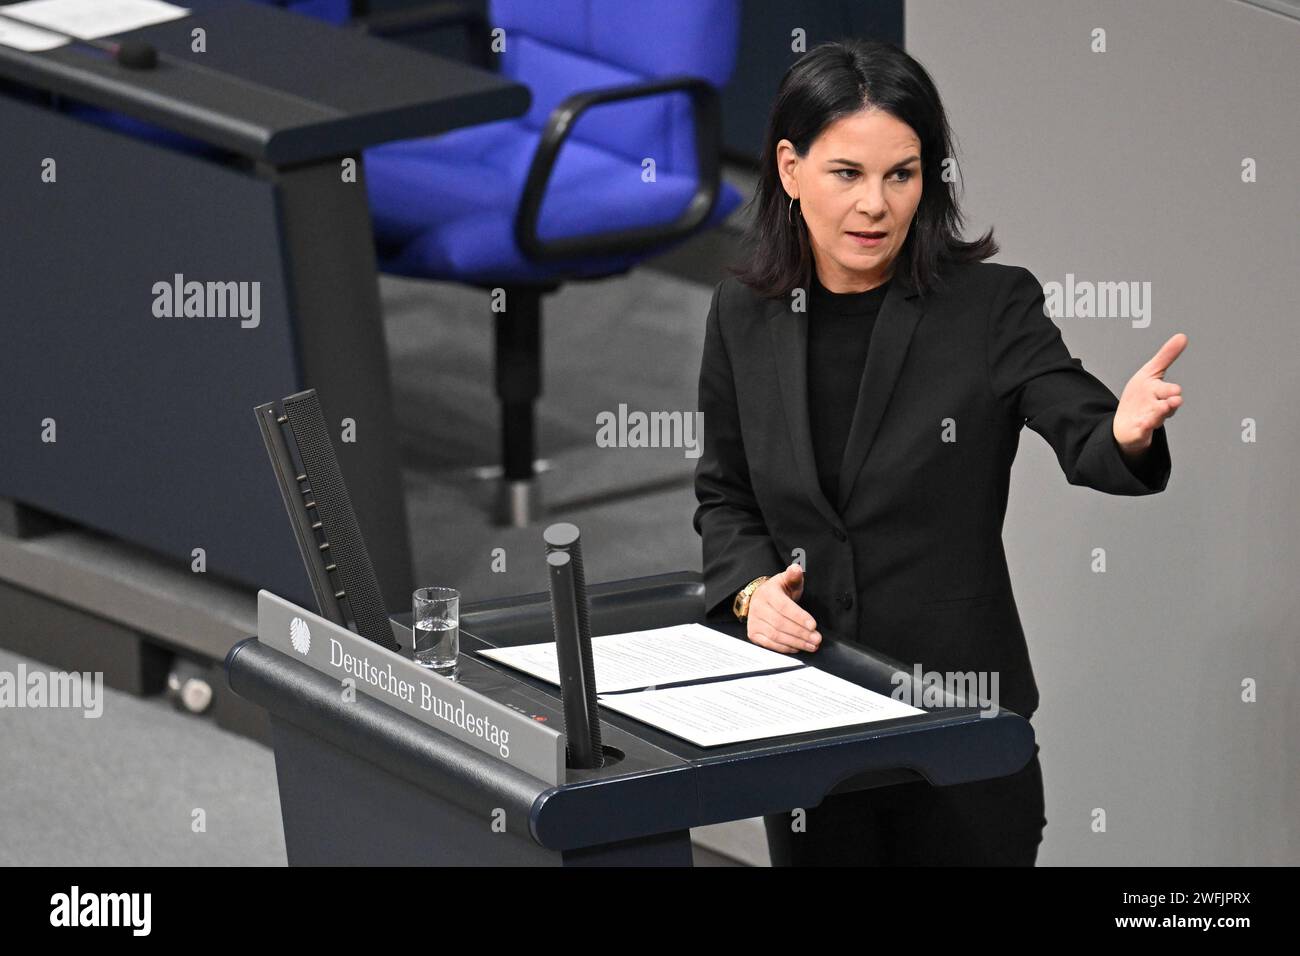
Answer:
[353,0,494,68]
[514,75,722,263]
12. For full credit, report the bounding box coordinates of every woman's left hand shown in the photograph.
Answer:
[1113,333,1187,453]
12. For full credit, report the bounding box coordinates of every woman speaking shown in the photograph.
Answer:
[693,38,1185,866]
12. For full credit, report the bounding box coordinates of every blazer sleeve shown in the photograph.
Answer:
[693,281,786,619]
[987,266,1171,495]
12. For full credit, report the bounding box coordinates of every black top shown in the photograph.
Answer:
[807,271,892,506]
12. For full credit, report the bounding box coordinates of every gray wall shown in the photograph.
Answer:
[905,0,1299,864]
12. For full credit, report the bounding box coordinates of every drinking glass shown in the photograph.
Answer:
[412,587,459,678]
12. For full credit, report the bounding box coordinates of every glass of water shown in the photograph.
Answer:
[412,587,459,678]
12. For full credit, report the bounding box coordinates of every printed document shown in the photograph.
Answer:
[0,0,189,41]
[0,17,66,51]
[597,666,925,747]
[477,622,802,694]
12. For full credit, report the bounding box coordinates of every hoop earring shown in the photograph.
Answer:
[787,196,801,226]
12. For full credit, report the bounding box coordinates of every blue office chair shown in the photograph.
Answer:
[56,0,741,526]
[363,0,743,525]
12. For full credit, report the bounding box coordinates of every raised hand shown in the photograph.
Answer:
[1114,333,1187,452]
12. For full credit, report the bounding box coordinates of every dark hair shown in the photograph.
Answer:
[732,38,997,300]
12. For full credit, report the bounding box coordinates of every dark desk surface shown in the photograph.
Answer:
[0,0,530,163]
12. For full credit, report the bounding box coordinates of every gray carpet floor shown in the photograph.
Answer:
[387,268,713,603]
[0,645,288,866]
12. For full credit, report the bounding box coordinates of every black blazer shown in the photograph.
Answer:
[692,259,1171,719]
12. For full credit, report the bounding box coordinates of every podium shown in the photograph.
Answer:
[225,571,1037,866]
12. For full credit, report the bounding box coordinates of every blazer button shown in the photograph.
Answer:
[832,527,847,542]
[838,592,854,610]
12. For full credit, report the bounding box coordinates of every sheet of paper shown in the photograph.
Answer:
[596,666,925,747]
[1,0,189,40]
[0,17,67,51]
[477,622,802,693]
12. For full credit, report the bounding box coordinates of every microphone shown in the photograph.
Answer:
[113,40,158,70]
[255,390,402,653]
[544,524,604,769]
[543,522,599,724]
[546,552,602,769]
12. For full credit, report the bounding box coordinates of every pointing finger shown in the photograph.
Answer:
[1144,333,1188,377]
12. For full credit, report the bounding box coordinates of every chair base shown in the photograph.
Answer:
[495,479,541,528]
[469,459,551,527]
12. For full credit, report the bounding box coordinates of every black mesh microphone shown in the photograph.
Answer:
[255,390,400,653]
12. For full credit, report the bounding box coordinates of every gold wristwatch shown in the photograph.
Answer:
[733,575,771,621]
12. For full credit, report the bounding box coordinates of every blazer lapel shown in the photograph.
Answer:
[768,267,926,523]
[834,269,925,513]
[768,297,842,530]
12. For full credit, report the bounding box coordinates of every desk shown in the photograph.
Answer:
[0,0,529,609]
